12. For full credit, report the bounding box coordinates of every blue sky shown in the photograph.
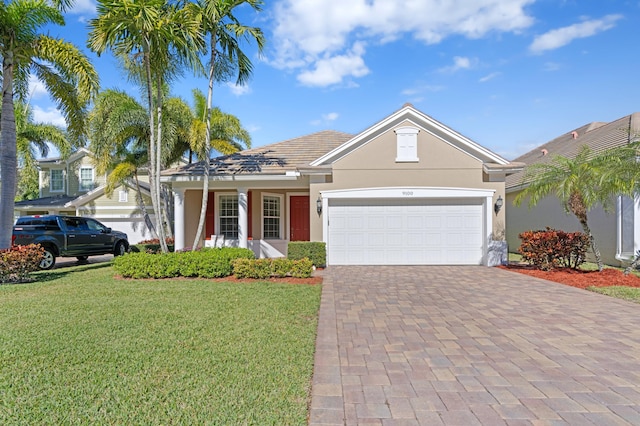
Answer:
[31,0,640,160]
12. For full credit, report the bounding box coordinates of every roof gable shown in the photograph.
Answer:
[506,113,640,190]
[38,147,93,167]
[311,104,509,167]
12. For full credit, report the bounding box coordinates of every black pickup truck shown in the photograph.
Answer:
[12,215,129,269]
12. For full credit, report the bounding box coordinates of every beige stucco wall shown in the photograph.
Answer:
[506,191,620,266]
[309,124,506,242]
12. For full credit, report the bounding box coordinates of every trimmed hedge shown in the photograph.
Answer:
[287,242,325,267]
[1,244,44,283]
[131,244,175,253]
[232,258,314,279]
[113,247,254,279]
[518,227,590,270]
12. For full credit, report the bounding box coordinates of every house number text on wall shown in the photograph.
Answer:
[402,191,414,196]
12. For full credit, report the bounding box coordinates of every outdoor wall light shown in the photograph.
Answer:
[494,195,503,214]
[316,196,323,215]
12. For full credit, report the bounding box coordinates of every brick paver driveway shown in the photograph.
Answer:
[309,266,640,425]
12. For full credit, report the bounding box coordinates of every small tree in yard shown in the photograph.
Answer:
[514,146,639,272]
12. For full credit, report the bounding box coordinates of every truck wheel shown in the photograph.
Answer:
[40,248,56,270]
[114,241,127,257]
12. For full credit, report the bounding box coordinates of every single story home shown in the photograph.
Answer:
[163,104,523,266]
[506,112,640,266]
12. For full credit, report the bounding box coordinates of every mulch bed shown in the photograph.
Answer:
[499,264,640,289]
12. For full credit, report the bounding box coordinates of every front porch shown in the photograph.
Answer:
[172,186,312,258]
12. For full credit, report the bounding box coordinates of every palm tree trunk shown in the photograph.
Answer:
[154,77,168,253]
[0,53,18,250]
[579,219,603,272]
[191,39,216,250]
[142,42,162,247]
[134,173,156,235]
[624,253,640,276]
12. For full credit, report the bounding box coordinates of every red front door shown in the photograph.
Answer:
[289,196,310,241]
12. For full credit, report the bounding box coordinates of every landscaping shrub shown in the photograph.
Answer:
[113,247,254,279]
[0,244,44,284]
[518,227,590,270]
[287,242,325,267]
[232,257,314,279]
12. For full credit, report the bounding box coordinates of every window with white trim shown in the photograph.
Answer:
[219,194,239,238]
[50,169,64,192]
[395,127,420,162]
[118,190,128,203]
[263,195,282,239]
[79,167,94,191]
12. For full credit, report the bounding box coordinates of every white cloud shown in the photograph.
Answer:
[68,0,96,15]
[297,42,369,87]
[529,14,622,54]
[32,106,66,127]
[479,72,501,83]
[227,83,252,96]
[438,56,476,73]
[311,112,339,126]
[271,0,535,86]
[28,75,48,100]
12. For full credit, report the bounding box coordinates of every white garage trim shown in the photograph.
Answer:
[320,187,495,266]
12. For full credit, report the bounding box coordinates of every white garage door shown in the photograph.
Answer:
[97,217,155,245]
[327,198,484,265]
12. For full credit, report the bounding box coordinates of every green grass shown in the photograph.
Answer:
[0,263,321,425]
[588,286,640,303]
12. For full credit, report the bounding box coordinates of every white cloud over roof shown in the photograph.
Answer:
[271,0,535,87]
[529,14,622,54]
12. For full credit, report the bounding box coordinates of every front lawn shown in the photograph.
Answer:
[0,264,321,424]
[588,286,640,303]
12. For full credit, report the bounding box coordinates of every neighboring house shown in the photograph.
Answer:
[14,148,155,244]
[163,104,523,266]
[506,113,640,266]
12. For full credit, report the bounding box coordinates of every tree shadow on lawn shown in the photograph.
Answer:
[33,261,113,282]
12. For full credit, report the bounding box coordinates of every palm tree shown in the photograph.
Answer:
[0,0,98,249]
[188,89,251,248]
[88,89,156,234]
[13,100,72,200]
[514,146,629,272]
[89,89,200,239]
[88,0,203,252]
[190,0,264,250]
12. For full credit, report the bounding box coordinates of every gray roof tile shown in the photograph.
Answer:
[506,113,640,189]
[163,130,354,176]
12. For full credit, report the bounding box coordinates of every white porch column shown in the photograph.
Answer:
[237,187,248,249]
[173,188,186,251]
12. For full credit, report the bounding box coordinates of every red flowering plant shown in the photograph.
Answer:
[518,227,590,271]
[0,244,45,283]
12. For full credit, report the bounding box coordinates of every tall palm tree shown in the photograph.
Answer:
[0,0,98,249]
[89,89,199,239]
[514,146,628,272]
[188,89,251,248]
[88,89,155,234]
[88,0,203,252]
[191,0,264,250]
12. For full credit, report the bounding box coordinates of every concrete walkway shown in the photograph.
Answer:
[309,266,640,425]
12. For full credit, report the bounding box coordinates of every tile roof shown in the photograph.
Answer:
[506,113,640,190]
[14,195,77,209]
[163,130,354,177]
